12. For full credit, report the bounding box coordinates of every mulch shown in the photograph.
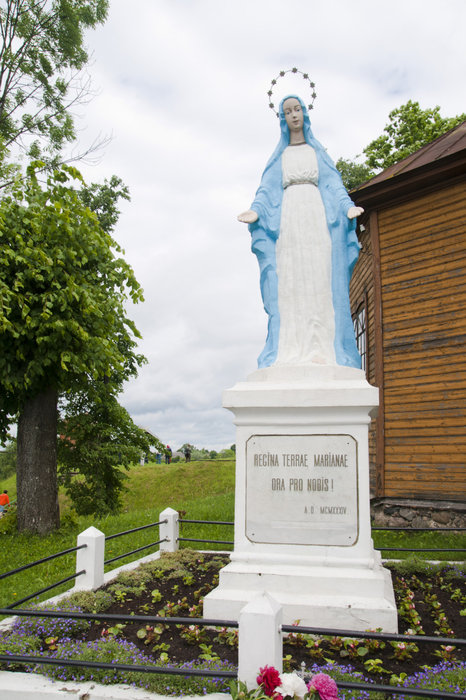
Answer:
[76,553,465,682]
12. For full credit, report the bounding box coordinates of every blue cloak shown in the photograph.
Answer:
[248,95,361,369]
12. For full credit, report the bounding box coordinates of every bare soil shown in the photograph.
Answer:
[75,553,465,683]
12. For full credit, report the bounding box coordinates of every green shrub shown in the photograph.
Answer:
[64,589,114,613]
[0,507,17,534]
[12,602,90,640]
[0,632,41,670]
[114,567,154,587]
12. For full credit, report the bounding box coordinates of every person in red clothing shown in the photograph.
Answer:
[0,490,9,514]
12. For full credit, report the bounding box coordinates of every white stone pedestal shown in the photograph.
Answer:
[203,365,398,632]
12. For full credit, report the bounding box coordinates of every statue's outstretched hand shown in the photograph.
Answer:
[347,206,364,220]
[237,209,259,224]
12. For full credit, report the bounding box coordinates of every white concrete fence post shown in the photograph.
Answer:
[73,526,105,591]
[238,593,283,689]
[159,507,180,553]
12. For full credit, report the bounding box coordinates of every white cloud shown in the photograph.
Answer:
[71,0,466,450]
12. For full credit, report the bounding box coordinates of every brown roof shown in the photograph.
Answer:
[352,120,466,208]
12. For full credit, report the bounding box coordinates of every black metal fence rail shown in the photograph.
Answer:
[375,546,465,552]
[0,543,86,581]
[178,537,234,545]
[1,520,169,612]
[5,571,86,610]
[104,518,168,566]
[372,527,466,531]
[104,538,168,565]
[282,623,466,647]
[178,517,234,547]
[180,519,234,525]
[177,518,466,553]
[335,678,464,698]
[4,607,463,647]
[0,653,237,679]
[0,607,239,628]
[105,518,167,541]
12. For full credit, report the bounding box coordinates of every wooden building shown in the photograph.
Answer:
[349,121,466,503]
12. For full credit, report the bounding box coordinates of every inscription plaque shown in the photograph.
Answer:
[245,434,358,545]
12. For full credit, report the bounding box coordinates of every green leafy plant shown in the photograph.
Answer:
[363,657,389,675]
[151,588,162,603]
[136,624,165,645]
[390,641,419,660]
[214,626,239,648]
[178,624,208,645]
[198,643,221,662]
[102,623,126,638]
[282,653,296,672]
[433,645,457,662]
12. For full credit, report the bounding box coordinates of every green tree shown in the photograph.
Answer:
[364,100,466,172]
[214,448,235,460]
[0,162,144,533]
[0,0,109,163]
[335,157,373,191]
[337,101,466,189]
[0,438,16,480]
[58,383,163,515]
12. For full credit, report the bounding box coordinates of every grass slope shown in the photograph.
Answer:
[1,458,465,611]
[0,460,235,609]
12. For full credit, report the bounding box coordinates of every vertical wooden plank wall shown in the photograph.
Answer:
[377,181,466,500]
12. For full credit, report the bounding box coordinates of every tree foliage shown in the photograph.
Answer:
[363,100,466,171]
[0,162,146,531]
[0,0,109,162]
[0,439,16,479]
[337,100,466,189]
[335,157,374,191]
[177,443,235,461]
[58,383,164,515]
[0,162,144,434]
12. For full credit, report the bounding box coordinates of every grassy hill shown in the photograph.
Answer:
[0,459,235,609]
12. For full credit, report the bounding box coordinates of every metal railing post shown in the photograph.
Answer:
[238,593,283,689]
[159,507,179,553]
[73,526,105,591]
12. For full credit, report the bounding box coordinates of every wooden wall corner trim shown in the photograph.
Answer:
[370,210,385,496]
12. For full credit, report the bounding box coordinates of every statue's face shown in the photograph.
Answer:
[283,98,304,133]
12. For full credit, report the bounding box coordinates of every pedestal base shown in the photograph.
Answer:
[203,365,398,632]
[204,557,397,631]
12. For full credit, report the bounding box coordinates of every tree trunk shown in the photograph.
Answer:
[16,387,60,534]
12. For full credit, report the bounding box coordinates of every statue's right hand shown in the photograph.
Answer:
[237,209,259,224]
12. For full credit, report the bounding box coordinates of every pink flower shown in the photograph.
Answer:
[307,673,339,700]
[257,666,282,697]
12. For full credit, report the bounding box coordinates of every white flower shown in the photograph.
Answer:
[278,672,308,699]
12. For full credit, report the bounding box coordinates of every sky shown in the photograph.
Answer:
[72,0,466,451]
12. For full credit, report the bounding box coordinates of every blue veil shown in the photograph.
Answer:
[248,95,361,369]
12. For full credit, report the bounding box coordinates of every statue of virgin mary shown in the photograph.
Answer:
[238,94,363,370]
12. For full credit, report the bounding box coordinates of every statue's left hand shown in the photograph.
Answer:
[347,206,364,219]
[237,209,259,224]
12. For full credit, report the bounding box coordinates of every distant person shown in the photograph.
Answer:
[165,445,172,464]
[0,490,10,514]
[184,446,192,462]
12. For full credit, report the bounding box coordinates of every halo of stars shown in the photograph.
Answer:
[267,68,317,118]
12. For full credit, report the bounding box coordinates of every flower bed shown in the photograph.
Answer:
[0,551,465,696]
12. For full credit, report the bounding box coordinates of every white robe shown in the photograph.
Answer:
[275,144,336,365]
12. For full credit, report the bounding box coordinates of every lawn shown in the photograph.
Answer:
[0,460,235,609]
